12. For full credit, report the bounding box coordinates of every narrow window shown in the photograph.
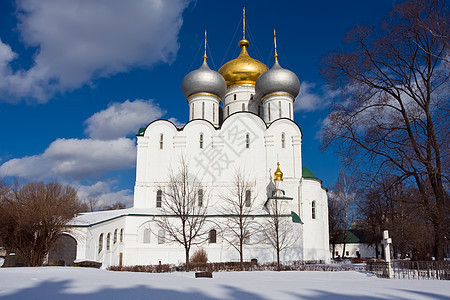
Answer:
[245,190,251,207]
[191,103,194,119]
[289,103,292,119]
[227,106,230,116]
[245,133,250,149]
[346,251,349,257]
[198,189,203,207]
[106,233,111,250]
[242,103,245,111]
[279,101,282,118]
[199,133,203,149]
[143,229,151,244]
[202,102,205,119]
[281,132,285,149]
[156,190,162,208]
[268,103,271,121]
[258,105,261,116]
[120,229,124,243]
[250,94,253,100]
[234,94,237,100]
[209,229,217,243]
[158,229,165,244]
[98,234,103,254]
[213,103,216,122]
[243,232,250,244]
[114,229,117,244]
[159,133,163,149]
[312,201,316,219]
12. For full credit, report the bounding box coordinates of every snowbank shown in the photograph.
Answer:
[0,267,448,299]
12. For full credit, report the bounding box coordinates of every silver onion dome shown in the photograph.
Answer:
[182,60,227,100]
[255,60,300,100]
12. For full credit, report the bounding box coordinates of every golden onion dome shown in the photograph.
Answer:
[274,161,283,181]
[218,39,268,87]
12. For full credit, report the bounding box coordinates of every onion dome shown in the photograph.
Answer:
[182,58,227,100]
[274,161,283,181]
[255,30,300,100]
[218,39,268,87]
[255,59,300,100]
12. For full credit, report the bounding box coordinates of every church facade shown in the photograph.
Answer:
[68,28,330,267]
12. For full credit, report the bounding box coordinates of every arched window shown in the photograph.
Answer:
[198,189,203,207]
[120,229,124,243]
[312,201,316,219]
[114,229,118,244]
[98,234,103,254]
[143,229,151,244]
[234,94,237,100]
[156,190,162,208]
[158,229,165,244]
[242,103,245,111]
[159,133,163,149]
[202,102,205,119]
[106,233,111,250]
[199,133,203,149]
[279,101,282,118]
[245,190,251,207]
[209,229,217,243]
[245,133,250,149]
[281,132,285,149]
[243,231,250,244]
[268,103,271,121]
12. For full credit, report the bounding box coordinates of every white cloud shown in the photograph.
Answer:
[76,181,133,208]
[0,0,190,102]
[85,99,165,140]
[0,138,136,180]
[294,81,338,112]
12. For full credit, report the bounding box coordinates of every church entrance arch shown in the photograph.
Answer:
[48,234,77,266]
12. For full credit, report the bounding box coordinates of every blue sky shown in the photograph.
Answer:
[0,0,397,207]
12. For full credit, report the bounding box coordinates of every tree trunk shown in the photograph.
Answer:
[185,248,190,272]
[239,242,244,271]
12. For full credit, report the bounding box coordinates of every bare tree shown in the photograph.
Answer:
[328,193,344,259]
[0,181,82,267]
[101,201,127,211]
[156,159,209,271]
[329,170,356,259]
[261,184,299,271]
[321,0,449,260]
[219,169,259,270]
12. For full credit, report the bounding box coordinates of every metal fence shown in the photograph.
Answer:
[366,261,450,280]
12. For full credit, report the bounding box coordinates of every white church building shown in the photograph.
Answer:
[66,25,330,268]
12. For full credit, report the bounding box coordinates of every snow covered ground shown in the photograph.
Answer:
[0,267,449,299]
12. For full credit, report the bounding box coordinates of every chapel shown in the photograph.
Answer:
[66,13,330,267]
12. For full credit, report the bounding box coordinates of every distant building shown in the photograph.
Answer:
[331,230,376,259]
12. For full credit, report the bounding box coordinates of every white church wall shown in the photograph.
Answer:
[301,179,330,261]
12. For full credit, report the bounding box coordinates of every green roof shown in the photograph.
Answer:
[291,211,303,224]
[302,167,318,179]
[335,230,368,244]
[137,128,145,136]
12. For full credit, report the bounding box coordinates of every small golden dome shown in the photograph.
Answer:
[274,162,283,181]
[219,39,268,87]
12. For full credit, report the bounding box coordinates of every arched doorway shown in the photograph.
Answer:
[48,234,77,266]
